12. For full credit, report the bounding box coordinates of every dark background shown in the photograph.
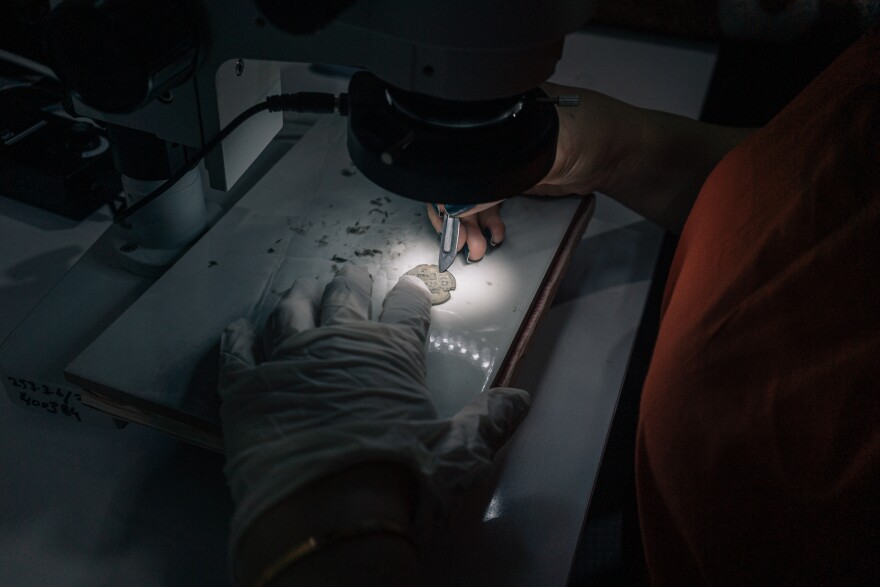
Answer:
[573,1,869,585]
[0,1,871,584]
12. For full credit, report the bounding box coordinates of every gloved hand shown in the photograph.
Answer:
[218,265,530,552]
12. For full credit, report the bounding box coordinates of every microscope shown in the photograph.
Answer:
[44,0,594,270]
[0,0,600,433]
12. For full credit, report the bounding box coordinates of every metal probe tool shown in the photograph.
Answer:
[438,214,460,273]
[436,204,476,272]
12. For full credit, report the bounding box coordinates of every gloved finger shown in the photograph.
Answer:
[461,216,487,262]
[379,275,432,342]
[219,318,258,386]
[450,387,531,459]
[478,205,505,247]
[321,264,373,326]
[264,278,322,359]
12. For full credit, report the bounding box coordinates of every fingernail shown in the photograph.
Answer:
[483,228,500,247]
[464,247,482,264]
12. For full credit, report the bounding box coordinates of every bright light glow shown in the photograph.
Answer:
[482,361,491,369]
[482,494,502,522]
[472,353,480,360]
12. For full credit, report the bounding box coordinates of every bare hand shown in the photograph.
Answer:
[426,202,505,263]
[424,83,631,256]
[525,82,632,198]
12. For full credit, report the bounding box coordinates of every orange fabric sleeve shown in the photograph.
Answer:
[637,28,880,585]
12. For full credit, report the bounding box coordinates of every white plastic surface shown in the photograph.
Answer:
[66,117,583,428]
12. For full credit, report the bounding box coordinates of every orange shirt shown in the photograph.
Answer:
[637,28,880,584]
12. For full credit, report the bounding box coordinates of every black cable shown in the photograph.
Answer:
[113,92,346,225]
[266,91,347,114]
[113,101,266,224]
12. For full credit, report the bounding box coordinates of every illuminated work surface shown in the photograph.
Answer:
[0,29,716,586]
[64,116,586,446]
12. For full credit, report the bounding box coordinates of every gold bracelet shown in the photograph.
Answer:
[250,519,413,587]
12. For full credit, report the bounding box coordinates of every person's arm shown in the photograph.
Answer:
[234,463,421,587]
[530,83,755,233]
[430,84,755,240]
[218,267,530,587]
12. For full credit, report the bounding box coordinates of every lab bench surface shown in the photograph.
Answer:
[0,28,715,586]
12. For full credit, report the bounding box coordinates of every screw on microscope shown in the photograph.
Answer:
[537,95,580,107]
[380,131,416,165]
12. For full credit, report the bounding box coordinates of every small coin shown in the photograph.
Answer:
[405,264,456,305]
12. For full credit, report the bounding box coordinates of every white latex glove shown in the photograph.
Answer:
[219,265,530,552]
